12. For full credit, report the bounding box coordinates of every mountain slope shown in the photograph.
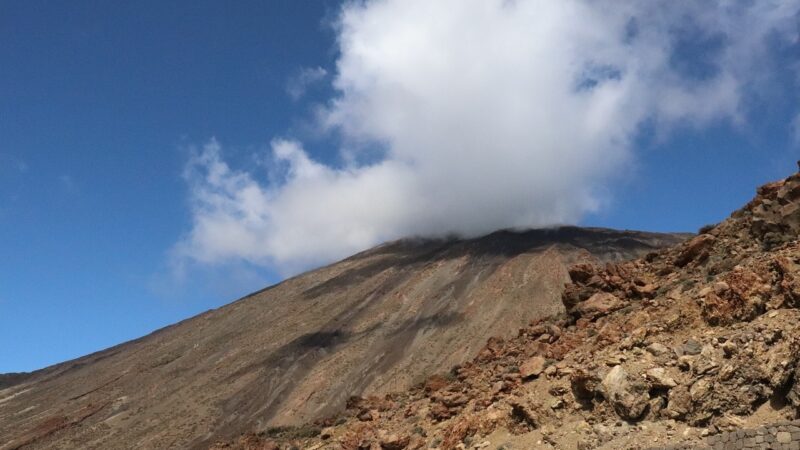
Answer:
[236,168,800,450]
[0,227,685,449]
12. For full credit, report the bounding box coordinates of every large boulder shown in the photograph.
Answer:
[377,430,410,450]
[674,234,715,267]
[573,292,626,320]
[600,366,650,421]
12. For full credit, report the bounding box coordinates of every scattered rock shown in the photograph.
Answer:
[689,379,712,402]
[377,430,410,449]
[674,234,715,267]
[646,343,671,357]
[721,341,737,357]
[665,385,692,419]
[520,356,547,379]
[646,367,677,389]
[573,292,626,320]
[681,339,703,356]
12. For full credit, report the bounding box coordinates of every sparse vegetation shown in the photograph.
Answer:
[698,223,718,234]
[261,425,320,440]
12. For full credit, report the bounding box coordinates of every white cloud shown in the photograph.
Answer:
[175,0,800,275]
[286,66,328,100]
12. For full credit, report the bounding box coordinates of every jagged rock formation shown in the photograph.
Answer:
[221,168,800,450]
[0,227,683,450]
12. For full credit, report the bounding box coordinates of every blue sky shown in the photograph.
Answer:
[1,1,799,373]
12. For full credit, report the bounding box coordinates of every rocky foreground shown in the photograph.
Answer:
[216,168,800,450]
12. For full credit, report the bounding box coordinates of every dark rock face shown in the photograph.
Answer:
[0,227,684,449]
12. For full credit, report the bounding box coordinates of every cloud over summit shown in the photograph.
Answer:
[175,0,800,274]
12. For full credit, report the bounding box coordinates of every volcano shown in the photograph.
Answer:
[0,227,686,449]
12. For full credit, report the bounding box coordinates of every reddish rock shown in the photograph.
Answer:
[568,264,596,283]
[573,292,626,320]
[423,374,449,393]
[377,430,410,450]
[519,356,547,379]
[674,234,716,267]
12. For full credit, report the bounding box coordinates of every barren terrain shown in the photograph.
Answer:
[0,227,683,449]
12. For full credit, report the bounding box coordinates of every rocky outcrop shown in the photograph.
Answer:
[749,174,800,248]
[674,234,716,267]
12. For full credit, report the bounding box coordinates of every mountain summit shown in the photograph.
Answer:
[0,227,685,449]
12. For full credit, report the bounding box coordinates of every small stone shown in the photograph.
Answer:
[677,355,694,371]
[713,281,730,293]
[683,339,703,355]
[550,399,565,410]
[777,431,792,444]
[646,367,677,388]
[690,379,712,401]
[520,356,547,379]
[721,341,737,357]
[647,343,671,357]
[719,364,736,380]
[491,381,505,394]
